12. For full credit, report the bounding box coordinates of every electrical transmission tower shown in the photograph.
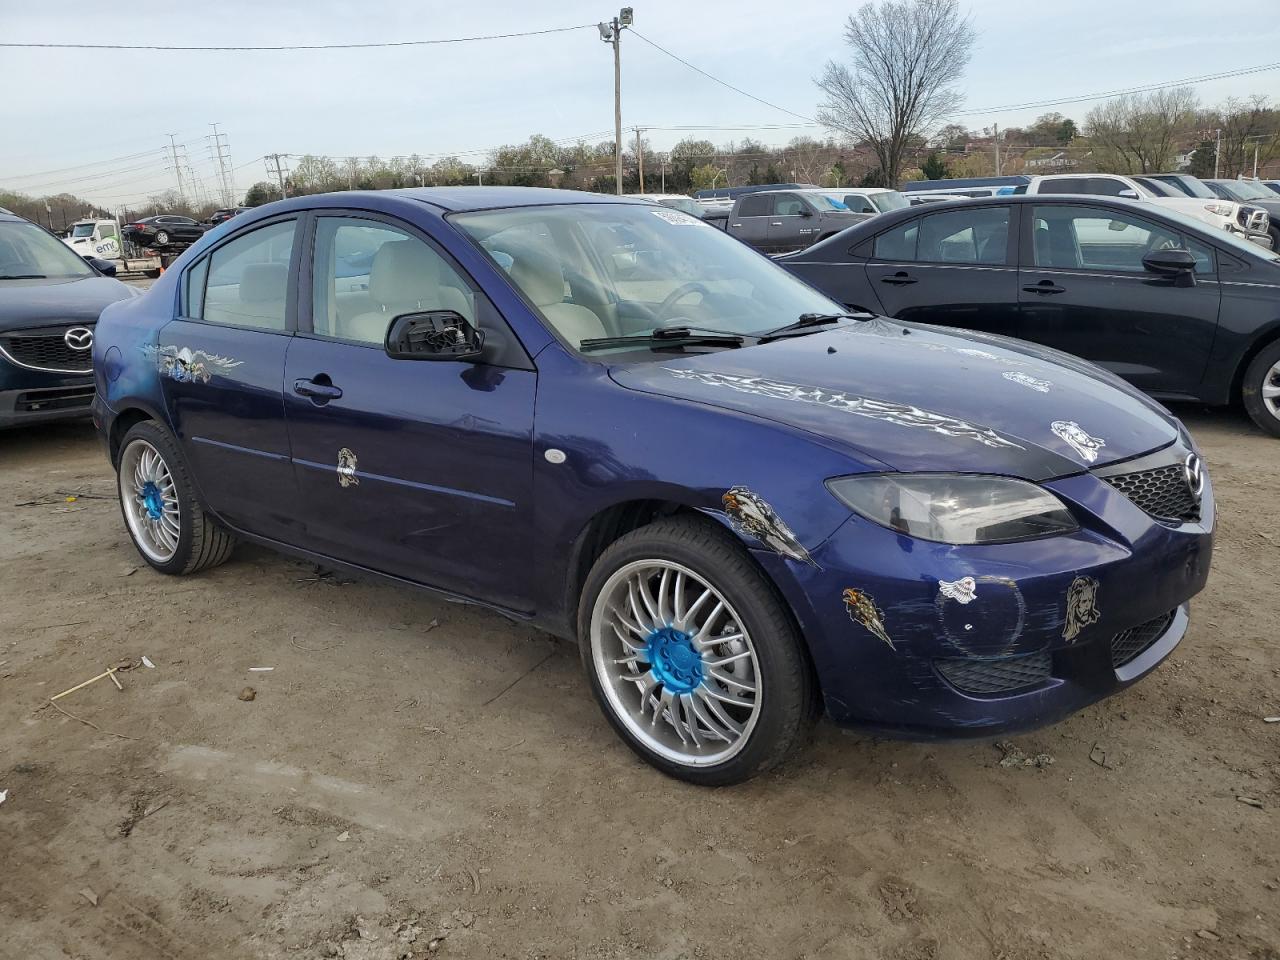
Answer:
[206,123,236,206]
[165,133,188,205]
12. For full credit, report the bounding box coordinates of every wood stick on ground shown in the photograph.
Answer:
[50,667,118,702]
[44,700,140,741]
[109,671,124,691]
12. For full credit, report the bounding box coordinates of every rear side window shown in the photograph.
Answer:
[917,207,1010,264]
[873,220,919,260]
[737,195,770,217]
[199,220,295,331]
[1038,178,1085,195]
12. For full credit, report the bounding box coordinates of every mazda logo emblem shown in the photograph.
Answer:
[64,326,94,351]
[1183,453,1205,499]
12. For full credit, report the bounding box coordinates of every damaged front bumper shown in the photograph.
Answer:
[758,466,1214,739]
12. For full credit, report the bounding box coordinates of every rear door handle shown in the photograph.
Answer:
[880,271,917,285]
[1022,281,1066,295]
[293,377,343,403]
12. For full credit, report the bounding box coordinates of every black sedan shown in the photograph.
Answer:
[0,209,136,427]
[780,195,1280,436]
[122,215,208,248]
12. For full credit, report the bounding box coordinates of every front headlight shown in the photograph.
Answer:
[826,473,1079,545]
[1203,202,1233,217]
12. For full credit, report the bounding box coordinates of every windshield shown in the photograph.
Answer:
[1153,205,1280,263]
[71,223,97,237]
[657,197,705,217]
[870,191,910,212]
[453,203,844,355]
[1161,176,1215,199]
[1221,179,1273,201]
[0,221,96,279]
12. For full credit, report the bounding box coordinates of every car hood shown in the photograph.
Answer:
[608,318,1180,479]
[0,276,135,332]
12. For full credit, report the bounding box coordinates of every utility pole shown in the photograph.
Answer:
[993,123,1001,176]
[165,133,187,204]
[265,154,289,198]
[1214,128,1221,179]
[635,127,644,192]
[598,8,633,195]
[1254,140,1260,179]
[660,153,667,193]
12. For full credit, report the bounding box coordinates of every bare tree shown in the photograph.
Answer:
[815,0,975,187]
[1215,96,1280,178]
[1086,87,1198,173]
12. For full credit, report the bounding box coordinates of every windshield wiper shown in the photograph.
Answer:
[579,326,745,353]
[0,274,48,280]
[757,312,864,343]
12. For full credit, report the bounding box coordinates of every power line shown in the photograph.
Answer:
[956,61,1280,116]
[0,148,166,183]
[628,30,815,123]
[0,23,596,52]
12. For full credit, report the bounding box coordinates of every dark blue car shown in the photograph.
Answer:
[92,188,1214,784]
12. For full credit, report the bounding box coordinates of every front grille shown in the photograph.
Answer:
[14,385,94,412]
[935,649,1052,695]
[0,324,94,372]
[1111,610,1176,668]
[1104,463,1200,523]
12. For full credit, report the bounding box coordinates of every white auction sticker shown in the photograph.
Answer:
[650,208,698,225]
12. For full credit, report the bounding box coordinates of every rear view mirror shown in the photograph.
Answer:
[385,310,484,361]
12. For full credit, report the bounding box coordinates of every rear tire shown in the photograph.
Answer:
[1242,340,1280,438]
[116,420,236,574]
[578,515,816,786]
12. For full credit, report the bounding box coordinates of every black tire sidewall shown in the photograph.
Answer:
[1242,340,1280,438]
[577,516,813,786]
[117,421,199,574]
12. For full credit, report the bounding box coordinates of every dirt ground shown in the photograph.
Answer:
[1,404,1277,960]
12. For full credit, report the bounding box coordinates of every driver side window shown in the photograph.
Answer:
[1031,205,1214,275]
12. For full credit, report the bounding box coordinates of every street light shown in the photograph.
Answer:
[598,8,633,194]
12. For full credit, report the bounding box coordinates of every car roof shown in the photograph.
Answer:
[381,186,639,212]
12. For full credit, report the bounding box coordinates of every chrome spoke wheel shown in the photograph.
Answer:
[1263,360,1280,419]
[590,559,762,767]
[119,438,182,563]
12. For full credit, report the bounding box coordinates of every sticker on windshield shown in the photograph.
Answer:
[650,208,699,226]
[1003,371,1051,393]
[1051,420,1106,463]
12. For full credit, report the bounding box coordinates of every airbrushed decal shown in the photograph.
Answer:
[938,577,977,604]
[721,486,819,567]
[1063,575,1100,642]
[1051,420,1106,463]
[149,345,244,384]
[842,588,895,650]
[336,448,359,488]
[1003,371,1051,393]
[667,369,1025,451]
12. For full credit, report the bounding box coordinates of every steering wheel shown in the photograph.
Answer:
[657,282,713,321]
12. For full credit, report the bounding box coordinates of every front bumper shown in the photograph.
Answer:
[763,465,1214,738]
[0,380,95,427]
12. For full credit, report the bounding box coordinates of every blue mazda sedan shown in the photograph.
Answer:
[93,188,1214,784]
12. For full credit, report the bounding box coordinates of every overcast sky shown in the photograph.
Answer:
[3,0,1278,208]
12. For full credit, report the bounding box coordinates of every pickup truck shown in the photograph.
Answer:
[725,188,872,253]
[1019,173,1270,245]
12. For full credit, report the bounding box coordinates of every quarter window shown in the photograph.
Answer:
[311,218,475,346]
[1031,204,1214,275]
[199,220,295,331]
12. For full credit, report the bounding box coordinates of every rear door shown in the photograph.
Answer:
[861,204,1021,337]
[1017,203,1222,394]
[283,212,537,609]
[728,193,771,249]
[160,217,302,540]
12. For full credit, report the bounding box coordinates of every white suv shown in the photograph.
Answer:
[1021,173,1271,246]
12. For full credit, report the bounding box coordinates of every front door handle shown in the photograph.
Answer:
[880,271,917,285]
[293,377,343,403]
[770,221,783,226]
[1022,280,1066,295]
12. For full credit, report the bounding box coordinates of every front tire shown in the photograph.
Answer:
[1242,340,1280,438]
[578,516,816,785]
[154,229,170,246]
[116,420,236,574]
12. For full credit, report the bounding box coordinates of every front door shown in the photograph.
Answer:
[160,217,302,541]
[283,214,537,610]
[1017,203,1222,395]
[765,193,816,252]
[862,204,1021,337]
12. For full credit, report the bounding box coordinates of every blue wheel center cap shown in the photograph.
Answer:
[140,481,164,521]
[646,626,703,695]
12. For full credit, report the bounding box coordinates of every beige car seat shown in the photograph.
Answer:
[345,241,473,344]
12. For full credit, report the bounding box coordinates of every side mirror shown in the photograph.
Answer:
[1142,248,1197,286]
[1118,189,1140,199]
[799,207,814,218]
[385,310,484,361]
[88,257,117,276]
